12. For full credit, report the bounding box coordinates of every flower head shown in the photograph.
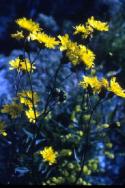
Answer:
[80,75,125,98]
[58,35,95,69]
[74,24,93,39]
[101,78,109,88]
[25,108,40,123]
[87,16,109,31]
[16,17,41,32]
[108,77,125,98]
[40,146,58,165]
[29,31,59,49]
[18,91,39,108]
[79,76,108,94]
[79,45,95,69]
[9,57,35,72]
[58,34,70,51]
[74,16,109,39]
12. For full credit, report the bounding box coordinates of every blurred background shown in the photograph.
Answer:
[0,0,125,185]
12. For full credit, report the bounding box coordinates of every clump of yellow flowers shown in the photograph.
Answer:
[79,76,108,94]
[80,76,125,98]
[7,17,124,131]
[18,91,39,109]
[6,16,125,134]
[0,14,124,186]
[74,16,109,38]
[13,17,59,49]
[40,147,58,165]
[58,34,95,68]
[10,17,109,70]
[18,91,40,123]
[9,57,36,72]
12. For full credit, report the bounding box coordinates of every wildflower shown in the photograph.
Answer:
[101,78,109,88]
[79,76,102,93]
[79,45,95,69]
[18,91,39,108]
[9,57,35,72]
[80,76,109,94]
[11,31,24,40]
[74,24,87,35]
[16,17,41,33]
[0,121,7,137]
[87,16,109,31]
[66,41,81,66]
[74,17,109,39]
[29,31,59,49]
[25,108,40,123]
[58,35,95,68]
[74,24,93,38]
[108,77,125,98]
[1,102,23,119]
[40,146,58,165]
[58,34,70,51]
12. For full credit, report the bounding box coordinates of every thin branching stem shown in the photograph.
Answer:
[74,93,102,184]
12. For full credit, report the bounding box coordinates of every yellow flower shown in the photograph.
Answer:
[74,24,87,35]
[0,121,7,137]
[29,31,59,49]
[58,35,95,68]
[79,76,104,94]
[101,78,109,88]
[87,16,109,31]
[11,31,24,40]
[16,17,41,32]
[18,91,39,108]
[1,102,23,119]
[66,41,81,66]
[21,91,40,123]
[80,76,125,98]
[9,57,35,72]
[58,34,70,51]
[74,24,93,38]
[40,146,58,165]
[74,17,109,39]
[79,75,125,98]
[108,77,125,98]
[25,108,40,123]
[79,45,95,69]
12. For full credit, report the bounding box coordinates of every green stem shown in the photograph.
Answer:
[74,94,102,185]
